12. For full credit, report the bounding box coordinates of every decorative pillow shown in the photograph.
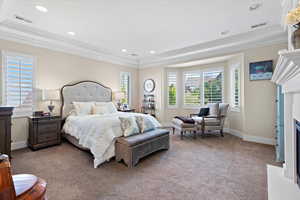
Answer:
[119,117,140,137]
[207,103,219,116]
[198,107,210,117]
[92,104,109,115]
[73,102,94,116]
[135,116,156,133]
[95,102,118,114]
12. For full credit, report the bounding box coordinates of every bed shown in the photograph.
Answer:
[60,81,161,168]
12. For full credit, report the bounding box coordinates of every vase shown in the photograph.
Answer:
[292,23,300,49]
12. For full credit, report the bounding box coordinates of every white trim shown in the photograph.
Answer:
[0,20,138,68]
[139,25,287,68]
[230,64,241,110]
[120,72,132,106]
[224,128,275,145]
[11,140,27,150]
[1,50,36,117]
[167,71,178,108]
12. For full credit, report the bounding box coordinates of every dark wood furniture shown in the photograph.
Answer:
[28,115,61,150]
[0,154,47,200]
[117,108,136,112]
[115,129,169,168]
[0,107,14,158]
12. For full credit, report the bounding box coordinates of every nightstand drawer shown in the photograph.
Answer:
[38,122,59,133]
[38,132,58,143]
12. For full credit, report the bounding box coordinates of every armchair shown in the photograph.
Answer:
[191,103,229,137]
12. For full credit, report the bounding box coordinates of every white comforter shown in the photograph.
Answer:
[62,112,161,168]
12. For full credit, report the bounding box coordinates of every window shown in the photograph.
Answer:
[183,71,201,106]
[167,72,177,107]
[2,52,35,116]
[120,72,131,105]
[231,67,240,109]
[203,71,223,104]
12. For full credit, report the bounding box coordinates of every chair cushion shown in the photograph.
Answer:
[117,129,169,147]
[192,117,221,126]
[172,118,196,128]
[198,107,210,117]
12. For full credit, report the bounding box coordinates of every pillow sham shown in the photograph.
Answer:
[119,116,140,137]
[92,104,109,115]
[73,102,94,116]
[94,102,118,114]
[135,116,156,133]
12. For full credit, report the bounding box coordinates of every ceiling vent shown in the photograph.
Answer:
[14,15,33,24]
[249,3,262,11]
[251,22,267,29]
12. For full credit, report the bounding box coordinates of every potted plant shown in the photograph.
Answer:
[286,5,300,49]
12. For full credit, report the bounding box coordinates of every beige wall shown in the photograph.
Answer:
[243,43,287,140]
[0,39,139,144]
[139,42,288,142]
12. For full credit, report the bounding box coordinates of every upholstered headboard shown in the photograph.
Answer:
[60,81,112,119]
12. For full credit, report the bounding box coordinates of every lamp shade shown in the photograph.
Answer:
[42,89,60,101]
[114,91,125,100]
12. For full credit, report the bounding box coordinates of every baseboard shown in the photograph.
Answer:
[224,128,275,145]
[11,141,27,151]
[243,134,275,145]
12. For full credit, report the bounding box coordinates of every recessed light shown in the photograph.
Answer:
[35,5,48,13]
[68,31,75,36]
[150,50,156,54]
[121,49,127,53]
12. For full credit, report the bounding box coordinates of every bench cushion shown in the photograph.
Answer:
[117,129,169,147]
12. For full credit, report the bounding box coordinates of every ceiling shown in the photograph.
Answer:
[0,0,285,67]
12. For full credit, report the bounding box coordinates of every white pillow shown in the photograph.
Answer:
[95,102,118,114]
[73,102,94,116]
[92,104,109,115]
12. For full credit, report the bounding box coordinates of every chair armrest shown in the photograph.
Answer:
[190,114,198,117]
[203,115,226,119]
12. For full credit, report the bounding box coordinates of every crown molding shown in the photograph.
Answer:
[0,20,139,68]
[139,25,287,68]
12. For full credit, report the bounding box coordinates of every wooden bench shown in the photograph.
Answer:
[115,129,170,168]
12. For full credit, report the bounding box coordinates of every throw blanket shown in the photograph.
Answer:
[175,116,195,124]
[63,112,161,168]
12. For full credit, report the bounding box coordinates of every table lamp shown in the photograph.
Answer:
[114,91,125,109]
[42,89,60,114]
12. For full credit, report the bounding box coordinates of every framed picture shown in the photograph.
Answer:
[249,60,273,81]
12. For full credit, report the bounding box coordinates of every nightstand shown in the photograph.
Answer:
[118,109,136,112]
[28,115,62,150]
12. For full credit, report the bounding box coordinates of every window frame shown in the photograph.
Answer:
[120,71,132,106]
[202,69,224,105]
[1,51,37,117]
[182,70,202,108]
[230,65,241,112]
[167,71,178,108]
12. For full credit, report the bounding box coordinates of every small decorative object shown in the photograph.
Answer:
[114,91,125,109]
[144,79,155,93]
[42,89,60,114]
[286,4,300,49]
[249,60,273,81]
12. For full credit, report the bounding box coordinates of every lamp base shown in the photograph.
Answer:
[48,105,55,114]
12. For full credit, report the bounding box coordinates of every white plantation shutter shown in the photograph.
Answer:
[183,71,201,106]
[203,71,223,104]
[167,72,177,107]
[2,52,35,116]
[120,72,131,105]
[232,68,240,108]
